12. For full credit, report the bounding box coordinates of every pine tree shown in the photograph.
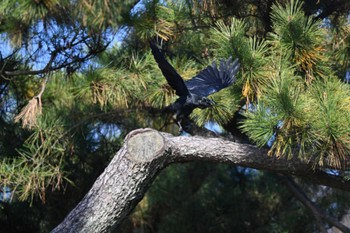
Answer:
[0,0,350,232]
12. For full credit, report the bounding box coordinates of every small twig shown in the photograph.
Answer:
[36,77,48,98]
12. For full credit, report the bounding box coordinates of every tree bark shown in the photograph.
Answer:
[52,128,350,232]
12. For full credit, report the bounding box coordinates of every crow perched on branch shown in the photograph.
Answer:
[150,43,240,132]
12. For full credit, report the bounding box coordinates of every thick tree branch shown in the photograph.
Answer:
[52,128,350,232]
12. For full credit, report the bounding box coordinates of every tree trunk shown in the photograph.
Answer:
[52,128,350,232]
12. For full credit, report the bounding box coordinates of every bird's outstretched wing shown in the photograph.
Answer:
[150,43,189,96]
[185,57,240,97]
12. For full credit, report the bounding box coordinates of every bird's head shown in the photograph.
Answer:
[198,97,215,109]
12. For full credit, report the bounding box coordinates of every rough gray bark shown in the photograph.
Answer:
[52,128,350,233]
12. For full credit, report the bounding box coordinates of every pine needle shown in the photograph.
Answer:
[14,77,47,129]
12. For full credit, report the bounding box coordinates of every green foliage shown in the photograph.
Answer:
[305,79,350,167]
[87,67,143,109]
[211,19,271,102]
[130,1,192,41]
[211,18,248,58]
[239,0,350,166]
[0,117,69,203]
[240,103,278,147]
[76,0,137,29]
[0,0,67,46]
[270,0,328,81]
[327,16,350,78]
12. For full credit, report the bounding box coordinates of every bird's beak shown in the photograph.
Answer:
[198,97,216,109]
[208,99,216,106]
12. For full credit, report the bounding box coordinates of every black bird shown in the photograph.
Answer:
[150,43,240,132]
